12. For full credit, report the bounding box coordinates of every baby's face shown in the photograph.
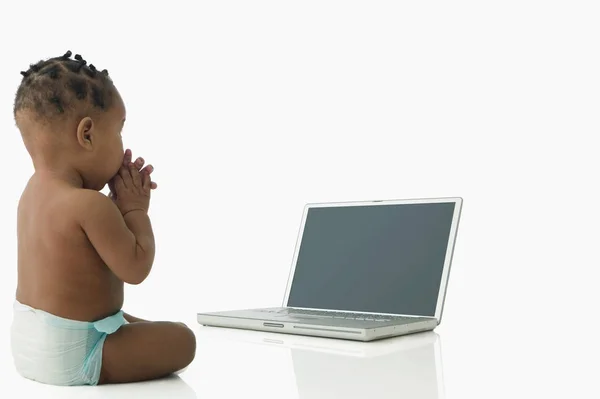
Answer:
[83,90,126,190]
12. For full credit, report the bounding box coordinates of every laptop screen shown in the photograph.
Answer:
[286,201,456,317]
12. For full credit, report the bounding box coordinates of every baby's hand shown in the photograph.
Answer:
[109,150,157,202]
[123,149,157,189]
[112,159,153,216]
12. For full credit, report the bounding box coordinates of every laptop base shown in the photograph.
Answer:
[197,308,438,342]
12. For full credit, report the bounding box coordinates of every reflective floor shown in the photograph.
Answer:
[4,323,598,398]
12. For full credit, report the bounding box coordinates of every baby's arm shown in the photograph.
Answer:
[78,161,155,284]
[78,191,154,284]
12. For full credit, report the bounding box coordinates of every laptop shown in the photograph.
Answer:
[197,197,463,341]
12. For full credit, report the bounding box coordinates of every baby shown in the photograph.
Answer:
[10,51,196,386]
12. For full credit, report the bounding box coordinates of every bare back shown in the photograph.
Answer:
[16,175,123,322]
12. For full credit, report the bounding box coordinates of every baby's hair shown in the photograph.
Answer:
[14,50,115,123]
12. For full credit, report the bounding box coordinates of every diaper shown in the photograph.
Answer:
[10,300,128,386]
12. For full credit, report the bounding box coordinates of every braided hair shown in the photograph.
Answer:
[14,51,115,123]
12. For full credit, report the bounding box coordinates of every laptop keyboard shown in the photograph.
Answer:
[257,308,418,323]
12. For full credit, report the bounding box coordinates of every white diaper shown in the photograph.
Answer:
[10,300,128,386]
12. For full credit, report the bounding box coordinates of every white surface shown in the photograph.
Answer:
[1,0,599,397]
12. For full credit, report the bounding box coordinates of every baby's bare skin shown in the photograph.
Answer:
[14,58,195,383]
[17,176,124,322]
[16,156,147,322]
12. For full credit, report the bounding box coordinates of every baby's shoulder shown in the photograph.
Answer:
[67,188,112,212]
[41,188,111,224]
[19,186,108,233]
[68,189,118,224]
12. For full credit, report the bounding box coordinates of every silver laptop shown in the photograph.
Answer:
[197,197,463,341]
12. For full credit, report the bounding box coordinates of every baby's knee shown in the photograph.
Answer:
[172,323,196,367]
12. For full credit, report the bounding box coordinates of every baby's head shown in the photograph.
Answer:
[14,50,125,191]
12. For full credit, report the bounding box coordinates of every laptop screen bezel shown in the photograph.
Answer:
[281,197,463,322]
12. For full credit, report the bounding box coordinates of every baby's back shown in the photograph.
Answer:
[16,175,124,322]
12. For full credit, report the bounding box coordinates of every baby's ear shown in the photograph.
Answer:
[76,117,94,150]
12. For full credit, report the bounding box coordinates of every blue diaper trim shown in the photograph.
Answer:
[93,311,126,334]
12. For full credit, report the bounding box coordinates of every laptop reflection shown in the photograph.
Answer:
[285,332,444,399]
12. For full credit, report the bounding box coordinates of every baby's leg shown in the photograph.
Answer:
[123,312,149,323]
[98,321,196,384]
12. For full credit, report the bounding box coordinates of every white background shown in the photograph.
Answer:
[0,1,599,397]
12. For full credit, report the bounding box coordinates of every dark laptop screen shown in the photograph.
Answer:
[286,202,456,317]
